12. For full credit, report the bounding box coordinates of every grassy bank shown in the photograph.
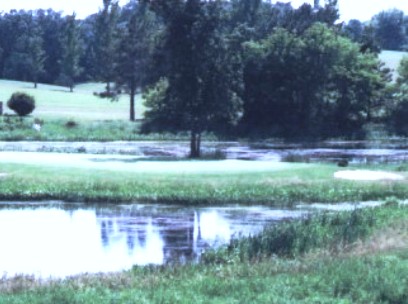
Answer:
[0,204,406,303]
[0,161,407,204]
[0,116,191,141]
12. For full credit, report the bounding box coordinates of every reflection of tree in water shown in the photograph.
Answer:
[158,212,206,263]
[100,221,109,247]
[97,209,208,263]
[100,220,114,247]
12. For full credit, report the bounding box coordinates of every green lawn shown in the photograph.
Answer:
[0,159,407,204]
[0,79,145,121]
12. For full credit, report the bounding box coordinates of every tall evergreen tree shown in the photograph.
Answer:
[94,0,119,94]
[58,14,82,92]
[116,2,157,121]
[27,21,46,88]
[36,9,65,84]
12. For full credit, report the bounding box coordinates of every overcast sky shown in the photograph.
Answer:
[0,0,408,22]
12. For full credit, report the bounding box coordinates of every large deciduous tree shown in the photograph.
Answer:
[240,23,390,139]
[143,0,244,158]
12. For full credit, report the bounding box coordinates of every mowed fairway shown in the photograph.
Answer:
[0,79,144,121]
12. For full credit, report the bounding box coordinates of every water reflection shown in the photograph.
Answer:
[0,203,304,278]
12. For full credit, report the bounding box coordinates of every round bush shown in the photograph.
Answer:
[7,92,36,116]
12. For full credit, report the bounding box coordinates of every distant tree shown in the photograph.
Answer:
[230,0,262,28]
[143,0,244,158]
[36,9,65,83]
[115,2,157,121]
[343,19,363,43]
[94,0,120,94]
[283,0,339,34]
[58,14,83,92]
[372,9,405,50]
[1,11,34,82]
[359,24,381,54]
[27,21,46,88]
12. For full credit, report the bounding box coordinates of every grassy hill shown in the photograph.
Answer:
[379,50,408,81]
[0,80,144,121]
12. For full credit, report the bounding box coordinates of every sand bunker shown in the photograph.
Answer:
[334,170,404,181]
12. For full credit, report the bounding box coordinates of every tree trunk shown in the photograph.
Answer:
[34,82,37,89]
[129,84,136,121]
[189,131,201,158]
[70,85,74,93]
[106,81,111,94]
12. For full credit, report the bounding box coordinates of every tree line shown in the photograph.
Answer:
[343,8,408,52]
[1,0,408,157]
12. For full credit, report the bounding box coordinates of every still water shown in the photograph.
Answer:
[0,202,304,278]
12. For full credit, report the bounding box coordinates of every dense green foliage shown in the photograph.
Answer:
[241,23,390,138]
[6,92,35,116]
[143,0,244,157]
[1,1,408,148]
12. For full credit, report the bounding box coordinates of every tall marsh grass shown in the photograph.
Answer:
[204,204,407,263]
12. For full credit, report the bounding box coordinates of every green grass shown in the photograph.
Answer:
[0,79,196,141]
[206,201,407,261]
[0,115,198,141]
[379,50,408,81]
[0,79,144,121]
[0,161,407,204]
[0,205,406,303]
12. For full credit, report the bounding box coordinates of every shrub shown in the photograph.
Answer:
[65,120,78,129]
[7,92,35,116]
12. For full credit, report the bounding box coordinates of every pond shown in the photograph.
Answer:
[0,202,305,278]
[2,140,408,164]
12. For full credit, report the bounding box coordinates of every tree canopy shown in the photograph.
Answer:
[0,0,405,156]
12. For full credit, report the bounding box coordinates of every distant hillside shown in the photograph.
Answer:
[379,50,408,81]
